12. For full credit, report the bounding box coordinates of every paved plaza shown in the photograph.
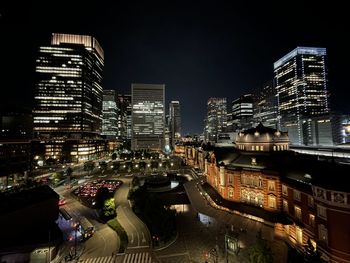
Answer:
[154,179,288,263]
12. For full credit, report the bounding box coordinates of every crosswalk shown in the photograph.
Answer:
[122,252,153,263]
[79,256,115,263]
[79,252,155,263]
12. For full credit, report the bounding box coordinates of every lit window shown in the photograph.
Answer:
[273,145,276,151]
[255,145,259,151]
[282,185,288,196]
[294,206,302,220]
[309,214,315,227]
[296,226,303,244]
[229,188,234,199]
[251,146,254,151]
[268,195,276,209]
[268,180,276,191]
[283,200,288,212]
[228,174,233,184]
[293,190,301,201]
[317,205,327,220]
[308,196,314,207]
[260,145,263,151]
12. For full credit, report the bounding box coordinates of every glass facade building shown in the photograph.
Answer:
[33,33,104,140]
[131,84,165,151]
[274,47,329,145]
[206,98,227,143]
[102,90,118,139]
[253,81,278,129]
[117,94,132,140]
[169,101,181,146]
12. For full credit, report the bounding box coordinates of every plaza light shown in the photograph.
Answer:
[171,163,174,166]
[147,164,151,167]
[159,163,162,167]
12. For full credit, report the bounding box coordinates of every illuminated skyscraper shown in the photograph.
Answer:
[117,94,132,140]
[32,33,105,163]
[274,47,329,145]
[231,94,253,131]
[33,33,104,139]
[102,90,118,139]
[253,81,278,129]
[131,84,165,151]
[169,101,181,147]
[206,98,227,143]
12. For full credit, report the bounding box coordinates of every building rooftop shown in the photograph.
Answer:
[222,149,350,193]
[0,185,59,216]
[274,46,326,69]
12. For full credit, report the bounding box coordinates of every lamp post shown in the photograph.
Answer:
[73,222,80,258]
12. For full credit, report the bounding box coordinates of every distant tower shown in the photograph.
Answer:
[274,47,329,145]
[206,98,227,143]
[102,90,118,139]
[169,101,181,147]
[231,94,253,131]
[117,94,131,140]
[131,84,165,151]
[253,81,278,129]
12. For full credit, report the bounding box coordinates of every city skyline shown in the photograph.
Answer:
[1,2,349,135]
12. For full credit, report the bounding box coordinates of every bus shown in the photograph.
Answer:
[79,217,94,239]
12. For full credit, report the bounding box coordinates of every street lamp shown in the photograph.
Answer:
[72,222,80,259]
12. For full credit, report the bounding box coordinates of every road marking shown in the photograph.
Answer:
[157,252,190,258]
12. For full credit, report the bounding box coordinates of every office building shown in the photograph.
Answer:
[253,81,278,129]
[169,101,181,147]
[32,33,105,162]
[117,94,132,140]
[274,47,329,145]
[131,84,165,151]
[206,98,227,143]
[33,33,104,139]
[231,94,253,131]
[102,90,118,139]
[0,107,33,140]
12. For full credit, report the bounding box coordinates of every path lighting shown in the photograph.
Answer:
[159,163,162,167]
[171,163,174,166]
[135,164,139,168]
[147,164,151,167]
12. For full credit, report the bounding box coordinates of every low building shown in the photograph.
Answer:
[0,185,62,262]
[0,140,31,190]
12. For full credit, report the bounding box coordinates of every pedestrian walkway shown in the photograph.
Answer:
[78,255,116,263]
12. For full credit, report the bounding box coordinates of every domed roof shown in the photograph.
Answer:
[236,123,289,144]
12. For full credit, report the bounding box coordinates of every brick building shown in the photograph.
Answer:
[184,124,350,262]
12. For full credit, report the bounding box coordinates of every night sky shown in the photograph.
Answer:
[1,1,349,134]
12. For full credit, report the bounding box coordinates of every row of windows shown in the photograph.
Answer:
[282,184,314,207]
[283,199,326,222]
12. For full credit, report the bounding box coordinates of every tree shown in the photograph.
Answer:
[111,153,117,160]
[103,198,116,219]
[248,230,273,263]
[95,187,110,209]
[84,161,95,172]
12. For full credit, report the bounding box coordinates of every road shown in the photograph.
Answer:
[114,178,151,249]
[55,183,119,260]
